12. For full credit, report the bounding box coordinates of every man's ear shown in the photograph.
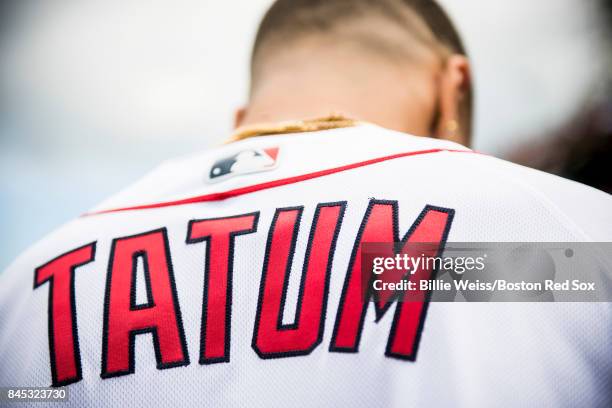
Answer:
[433,55,471,145]
[234,107,247,129]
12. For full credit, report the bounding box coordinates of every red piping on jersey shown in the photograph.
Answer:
[84,148,479,216]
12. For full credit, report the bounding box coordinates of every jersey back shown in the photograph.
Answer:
[1,124,611,407]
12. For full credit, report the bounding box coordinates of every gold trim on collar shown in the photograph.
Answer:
[227,114,361,143]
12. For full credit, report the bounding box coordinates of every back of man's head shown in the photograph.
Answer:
[243,0,472,144]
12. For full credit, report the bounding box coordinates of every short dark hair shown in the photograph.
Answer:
[251,0,472,137]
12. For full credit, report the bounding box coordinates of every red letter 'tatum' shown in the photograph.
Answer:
[330,200,454,360]
[34,242,96,387]
[186,213,259,364]
[253,203,345,358]
[102,228,189,378]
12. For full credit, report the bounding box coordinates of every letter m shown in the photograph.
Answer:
[330,200,454,360]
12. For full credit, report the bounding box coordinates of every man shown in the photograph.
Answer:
[1,1,611,407]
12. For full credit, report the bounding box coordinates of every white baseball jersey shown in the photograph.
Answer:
[1,124,611,407]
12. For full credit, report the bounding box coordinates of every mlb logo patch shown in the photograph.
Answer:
[208,147,280,182]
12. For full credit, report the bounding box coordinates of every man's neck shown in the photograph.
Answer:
[241,92,430,137]
[240,63,434,136]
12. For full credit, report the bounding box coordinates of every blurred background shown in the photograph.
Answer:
[1,0,611,270]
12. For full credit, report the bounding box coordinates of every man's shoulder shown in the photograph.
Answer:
[88,124,611,230]
[477,155,612,240]
[88,125,470,212]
